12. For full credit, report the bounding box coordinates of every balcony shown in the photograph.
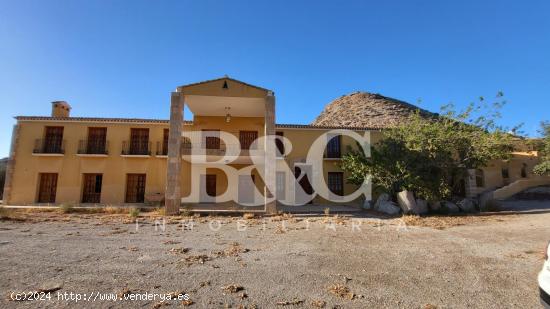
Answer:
[324,150,342,159]
[121,141,151,156]
[77,140,109,156]
[33,139,65,155]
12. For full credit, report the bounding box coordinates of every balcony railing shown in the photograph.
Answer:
[121,141,151,156]
[78,140,109,155]
[33,139,65,154]
[324,149,342,159]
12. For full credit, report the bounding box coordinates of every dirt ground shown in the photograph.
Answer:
[0,208,549,308]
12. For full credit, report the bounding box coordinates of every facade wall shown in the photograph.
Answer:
[468,152,541,196]
[6,117,380,207]
[7,116,537,206]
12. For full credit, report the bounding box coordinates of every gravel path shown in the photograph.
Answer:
[0,210,548,308]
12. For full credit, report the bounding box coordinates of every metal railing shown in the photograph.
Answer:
[33,139,65,154]
[78,140,109,155]
[324,149,342,158]
[121,141,151,155]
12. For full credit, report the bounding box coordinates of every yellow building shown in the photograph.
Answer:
[2,77,545,213]
[2,78,379,213]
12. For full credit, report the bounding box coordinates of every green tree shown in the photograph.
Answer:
[341,94,516,201]
[533,122,550,176]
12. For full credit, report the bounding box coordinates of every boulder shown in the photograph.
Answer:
[443,201,460,213]
[362,199,373,210]
[376,201,401,215]
[415,199,429,214]
[429,201,441,212]
[397,190,417,214]
[457,198,476,213]
[374,193,390,209]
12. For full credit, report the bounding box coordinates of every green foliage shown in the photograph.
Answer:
[341,94,516,201]
[533,122,550,176]
[128,207,140,218]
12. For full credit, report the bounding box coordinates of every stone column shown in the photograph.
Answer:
[165,92,184,215]
[2,124,20,205]
[264,92,277,214]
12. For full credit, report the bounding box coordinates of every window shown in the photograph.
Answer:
[41,126,64,154]
[126,174,146,203]
[82,174,102,203]
[501,168,509,179]
[276,172,286,200]
[327,172,344,196]
[475,169,485,187]
[239,131,258,150]
[275,131,285,157]
[37,173,58,203]
[85,127,107,154]
[202,130,220,150]
[326,135,341,158]
[521,163,528,178]
[162,129,169,155]
[129,128,149,155]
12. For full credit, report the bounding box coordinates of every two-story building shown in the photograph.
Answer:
[2,77,378,214]
[2,77,545,214]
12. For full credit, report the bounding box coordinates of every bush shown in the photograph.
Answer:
[59,204,74,213]
[128,207,140,218]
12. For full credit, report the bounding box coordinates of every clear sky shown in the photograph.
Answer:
[1,0,549,157]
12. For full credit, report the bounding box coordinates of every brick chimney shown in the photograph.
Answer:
[51,101,71,118]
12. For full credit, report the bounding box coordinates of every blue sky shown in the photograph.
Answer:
[1,0,549,157]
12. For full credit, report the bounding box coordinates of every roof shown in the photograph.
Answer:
[177,76,272,93]
[15,116,374,130]
[276,123,378,131]
[16,116,173,124]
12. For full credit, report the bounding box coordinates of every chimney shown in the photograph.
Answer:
[51,101,71,118]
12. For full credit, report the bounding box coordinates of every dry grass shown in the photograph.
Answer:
[311,300,326,308]
[243,213,255,220]
[103,206,129,214]
[400,214,511,230]
[328,284,355,300]
[213,242,249,257]
[183,254,211,266]
[221,284,244,294]
[276,298,305,306]
[168,247,189,255]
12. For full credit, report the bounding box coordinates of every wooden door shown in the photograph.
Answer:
[206,174,216,197]
[44,127,64,153]
[239,131,258,150]
[126,174,146,203]
[82,174,102,203]
[37,173,58,203]
[87,128,107,154]
[327,172,344,196]
[130,128,149,155]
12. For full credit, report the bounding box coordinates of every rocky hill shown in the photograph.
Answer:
[312,91,434,129]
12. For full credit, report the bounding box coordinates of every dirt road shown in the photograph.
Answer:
[0,210,548,308]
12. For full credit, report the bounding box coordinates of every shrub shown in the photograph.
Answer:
[128,207,140,218]
[59,203,74,213]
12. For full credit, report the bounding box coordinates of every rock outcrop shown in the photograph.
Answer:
[312,92,434,128]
